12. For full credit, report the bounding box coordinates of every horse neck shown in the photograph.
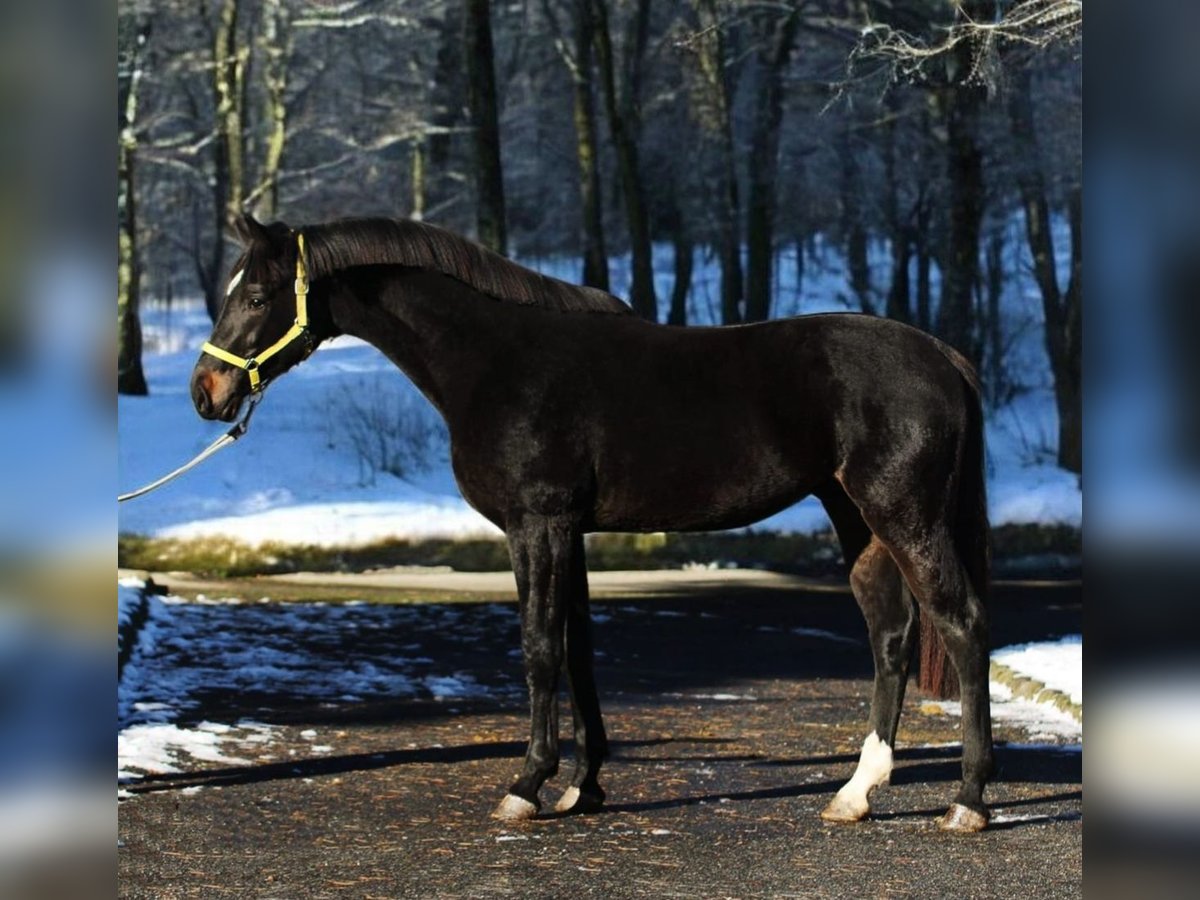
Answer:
[326,266,504,416]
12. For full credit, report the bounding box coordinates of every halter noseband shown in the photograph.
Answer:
[201,232,314,392]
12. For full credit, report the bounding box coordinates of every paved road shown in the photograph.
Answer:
[118,574,1082,899]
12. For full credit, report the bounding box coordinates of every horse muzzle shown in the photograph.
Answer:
[191,366,243,422]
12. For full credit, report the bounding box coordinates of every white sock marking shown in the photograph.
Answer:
[833,731,893,815]
[556,787,581,811]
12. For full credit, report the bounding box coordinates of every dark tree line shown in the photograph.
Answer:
[116,0,1081,472]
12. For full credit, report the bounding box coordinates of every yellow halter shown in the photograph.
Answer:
[201,233,313,392]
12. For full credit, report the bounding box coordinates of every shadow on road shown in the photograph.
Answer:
[120,735,733,794]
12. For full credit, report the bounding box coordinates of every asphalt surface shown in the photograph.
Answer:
[118,574,1082,899]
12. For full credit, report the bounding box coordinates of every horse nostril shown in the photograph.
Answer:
[192,371,214,416]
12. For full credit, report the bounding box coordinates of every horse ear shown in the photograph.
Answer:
[232,212,271,247]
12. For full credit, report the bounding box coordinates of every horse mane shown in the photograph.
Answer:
[302,218,633,316]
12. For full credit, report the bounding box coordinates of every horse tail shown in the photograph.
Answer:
[920,341,991,698]
[935,341,990,599]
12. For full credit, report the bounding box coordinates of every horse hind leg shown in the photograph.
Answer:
[874,526,993,833]
[820,535,918,823]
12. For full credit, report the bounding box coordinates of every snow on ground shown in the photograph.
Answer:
[932,637,1083,742]
[993,635,1082,704]
[119,243,1080,546]
[118,574,1081,785]
[117,721,266,779]
[117,578,521,781]
[934,682,1081,742]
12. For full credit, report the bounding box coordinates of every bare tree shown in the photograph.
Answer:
[685,0,743,324]
[545,0,609,289]
[933,0,990,363]
[593,0,655,320]
[118,9,150,395]
[1008,65,1081,472]
[743,1,800,323]
[246,0,291,220]
[883,93,912,323]
[465,0,508,254]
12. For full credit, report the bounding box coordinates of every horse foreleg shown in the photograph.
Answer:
[493,514,573,821]
[555,533,608,814]
[822,537,917,823]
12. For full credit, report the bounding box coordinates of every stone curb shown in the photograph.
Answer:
[118,575,156,682]
[989,659,1082,724]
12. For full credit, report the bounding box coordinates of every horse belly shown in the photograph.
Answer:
[590,435,821,533]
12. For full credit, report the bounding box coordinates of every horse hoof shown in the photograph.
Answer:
[492,793,539,821]
[938,803,989,833]
[820,796,869,823]
[554,786,604,815]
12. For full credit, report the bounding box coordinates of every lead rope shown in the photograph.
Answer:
[121,231,311,504]
[118,392,262,503]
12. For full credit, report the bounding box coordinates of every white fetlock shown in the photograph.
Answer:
[492,793,539,821]
[554,786,604,814]
[821,732,893,824]
[554,787,581,813]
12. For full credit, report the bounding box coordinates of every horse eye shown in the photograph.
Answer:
[247,293,266,310]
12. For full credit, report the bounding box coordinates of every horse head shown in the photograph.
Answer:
[192,213,319,421]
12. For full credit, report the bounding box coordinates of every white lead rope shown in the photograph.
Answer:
[118,394,262,503]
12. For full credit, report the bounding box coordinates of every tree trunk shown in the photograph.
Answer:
[594,0,655,320]
[563,0,609,289]
[411,137,427,221]
[794,238,805,308]
[933,6,987,361]
[668,233,693,326]
[886,233,911,322]
[1009,68,1082,473]
[884,103,910,323]
[206,0,245,320]
[692,0,742,324]
[913,188,933,332]
[984,231,1005,403]
[251,0,288,221]
[744,7,799,323]
[840,129,873,314]
[1058,188,1082,473]
[464,0,507,254]
[118,14,149,396]
[915,243,932,332]
[936,100,983,356]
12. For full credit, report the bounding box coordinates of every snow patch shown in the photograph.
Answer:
[117,722,258,777]
[117,585,521,784]
[993,635,1082,704]
[936,681,1081,741]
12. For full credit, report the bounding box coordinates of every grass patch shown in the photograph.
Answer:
[120,523,1081,580]
[149,577,511,606]
[118,533,511,579]
[583,531,842,573]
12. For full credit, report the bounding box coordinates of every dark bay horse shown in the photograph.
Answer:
[192,214,993,833]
